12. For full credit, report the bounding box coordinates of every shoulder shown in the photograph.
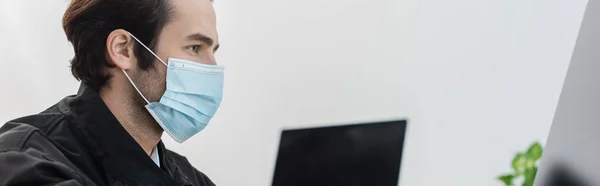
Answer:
[0,116,71,163]
[0,121,45,152]
[0,104,76,163]
[0,108,68,152]
[0,121,92,185]
[165,149,216,186]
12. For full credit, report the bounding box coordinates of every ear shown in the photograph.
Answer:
[106,29,135,70]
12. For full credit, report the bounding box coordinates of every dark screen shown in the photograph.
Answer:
[272,120,407,186]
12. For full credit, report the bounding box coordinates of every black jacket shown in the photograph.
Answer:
[0,84,215,186]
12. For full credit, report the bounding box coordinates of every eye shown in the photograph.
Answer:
[187,45,202,53]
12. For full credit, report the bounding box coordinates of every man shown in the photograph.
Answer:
[0,0,222,185]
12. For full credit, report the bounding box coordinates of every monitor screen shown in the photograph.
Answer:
[272,120,407,186]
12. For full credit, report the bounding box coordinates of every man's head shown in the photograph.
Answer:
[63,0,219,103]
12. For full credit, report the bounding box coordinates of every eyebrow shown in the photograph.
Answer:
[186,33,220,52]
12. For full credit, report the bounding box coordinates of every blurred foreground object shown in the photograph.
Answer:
[543,163,587,186]
[535,0,600,185]
[498,142,543,186]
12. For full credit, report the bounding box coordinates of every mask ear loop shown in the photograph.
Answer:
[127,32,168,67]
[122,69,150,104]
[121,32,169,104]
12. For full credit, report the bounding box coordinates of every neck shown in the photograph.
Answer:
[99,84,163,156]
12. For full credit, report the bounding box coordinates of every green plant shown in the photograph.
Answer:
[498,142,543,186]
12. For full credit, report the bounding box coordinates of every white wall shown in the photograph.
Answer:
[0,1,79,124]
[0,0,588,186]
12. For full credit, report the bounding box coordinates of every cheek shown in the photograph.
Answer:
[155,41,182,63]
[157,48,194,63]
[140,64,168,99]
[155,64,168,89]
[155,49,174,64]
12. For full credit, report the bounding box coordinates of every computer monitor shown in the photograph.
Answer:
[272,119,407,186]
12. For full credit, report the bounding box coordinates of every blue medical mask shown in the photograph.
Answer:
[122,33,224,143]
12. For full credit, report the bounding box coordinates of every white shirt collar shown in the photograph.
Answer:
[151,146,160,167]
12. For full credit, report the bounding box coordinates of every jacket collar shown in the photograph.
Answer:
[59,83,191,185]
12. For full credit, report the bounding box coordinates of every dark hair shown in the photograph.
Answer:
[63,0,173,91]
